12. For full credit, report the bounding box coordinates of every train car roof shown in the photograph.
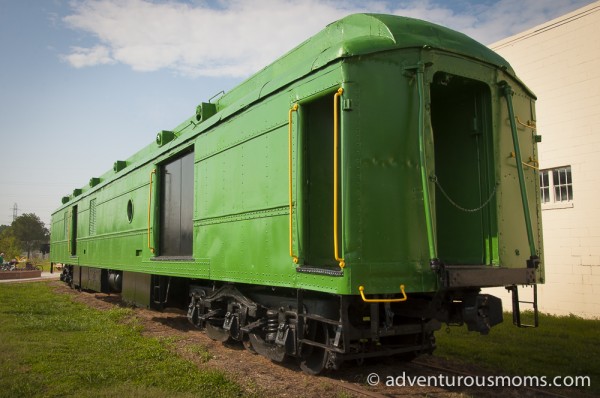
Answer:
[214,13,515,111]
[53,13,520,212]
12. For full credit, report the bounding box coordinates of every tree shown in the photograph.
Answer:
[0,227,21,260]
[11,213,49,258]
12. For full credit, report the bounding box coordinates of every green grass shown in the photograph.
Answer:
[0,282,244,398]
[435,312,599,394]
[38,260,52,272]
[3,281,597,396]
[185,343,214,363]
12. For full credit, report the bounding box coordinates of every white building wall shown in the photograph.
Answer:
[485,2,600,318]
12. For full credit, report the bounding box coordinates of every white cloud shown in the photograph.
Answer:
[62,45,115,68]
[390,0,593,44]
[61,0,592,77]
[62,0,362,76]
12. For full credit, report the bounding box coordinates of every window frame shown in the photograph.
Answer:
[539,165,574,210]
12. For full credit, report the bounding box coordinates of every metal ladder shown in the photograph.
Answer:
[506,284,539,328]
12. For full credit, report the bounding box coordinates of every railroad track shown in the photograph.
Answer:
[411,359,571,398]
[327,358,574,398]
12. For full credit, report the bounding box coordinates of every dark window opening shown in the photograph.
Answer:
[127,199,134,223]
[71,205,78,256]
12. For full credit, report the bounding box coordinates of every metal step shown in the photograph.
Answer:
[506,284,539,328]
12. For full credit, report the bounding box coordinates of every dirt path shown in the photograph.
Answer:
[50,282,588,398]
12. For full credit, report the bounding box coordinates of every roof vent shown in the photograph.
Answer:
[61,196,70,204]
[89,177,101,187]
[113,160,127,173]
[195,102,216,122]
[156,130,175,147]
[73,188,82,197]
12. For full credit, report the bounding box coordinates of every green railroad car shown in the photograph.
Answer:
[50,14,544,374]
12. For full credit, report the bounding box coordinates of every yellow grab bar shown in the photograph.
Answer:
[288,104,299,263]
[358,285,407,303]
[148,168,156,254]
[509,152,539,170]
[516,116,536,131]
[523,161,539,170]
[333,87,345,269]
[528,157,539,167]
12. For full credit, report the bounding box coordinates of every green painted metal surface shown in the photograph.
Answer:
[50,13,544,297]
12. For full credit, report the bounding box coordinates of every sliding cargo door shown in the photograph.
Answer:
[160,150,194,257]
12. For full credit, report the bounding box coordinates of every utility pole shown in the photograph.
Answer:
[12,203,18,222]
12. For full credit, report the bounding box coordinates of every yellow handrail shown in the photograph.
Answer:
[516,116,536,131]
[333,88,345,269]
[288,104,299,263]
[509,152,539,170]
[528,157,539,167]
[522,161,539,170]
[358,285,407,303]
[148,168,156,254]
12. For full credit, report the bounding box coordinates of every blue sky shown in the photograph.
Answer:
[0,0,594,227]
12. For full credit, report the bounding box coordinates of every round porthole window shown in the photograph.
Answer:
[127,199,134,223]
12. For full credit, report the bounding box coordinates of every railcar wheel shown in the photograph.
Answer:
[299,320,329,375]
[243,337,257,354]
[206,322,231,342]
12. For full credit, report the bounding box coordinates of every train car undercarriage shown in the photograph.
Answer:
[59,264,507,374]
[186,282,440,374]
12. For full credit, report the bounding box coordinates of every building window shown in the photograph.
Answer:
[540,166,573,207]
[540,170,550,203]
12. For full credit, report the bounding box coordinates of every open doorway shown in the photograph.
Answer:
[300,94,339,268]
[430,73,497,265]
